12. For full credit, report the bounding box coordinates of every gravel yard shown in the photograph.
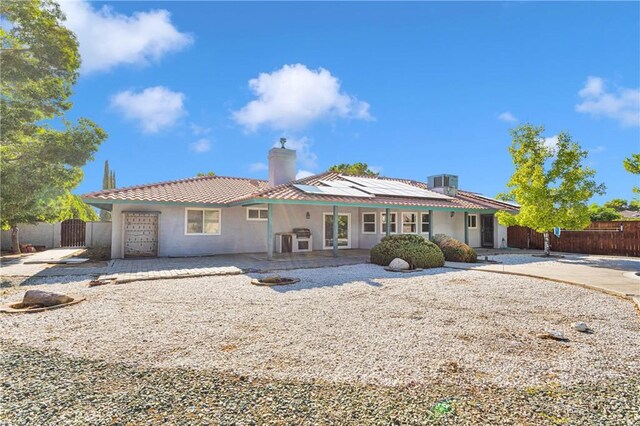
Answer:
[1,264,638,389]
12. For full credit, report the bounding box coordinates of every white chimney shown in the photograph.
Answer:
[268,138,296,186]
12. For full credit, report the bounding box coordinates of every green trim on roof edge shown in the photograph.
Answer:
[82,198,227,208]
[232,198,499,213]
[84,197,504,213]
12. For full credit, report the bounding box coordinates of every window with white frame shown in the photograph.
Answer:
[246,207,268,221]
[185,208,221,235]
[402,212,418,234]
[467,214,478,229]
[420,212,430,234]
[362,212,376,234]
[380,212,397,234]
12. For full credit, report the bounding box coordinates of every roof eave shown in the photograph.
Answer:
[230,197,499,212]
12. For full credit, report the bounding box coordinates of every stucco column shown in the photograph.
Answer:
[428,209,433,238]
[385,208,390,237]
[464,212,469,245]
[267,203,273,260]
[332,205,339,257]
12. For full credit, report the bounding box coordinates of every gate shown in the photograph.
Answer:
[61,219,86,247]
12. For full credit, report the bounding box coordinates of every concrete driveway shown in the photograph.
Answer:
[446,252,640,298]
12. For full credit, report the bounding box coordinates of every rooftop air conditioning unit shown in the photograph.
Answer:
[427,174,459,197]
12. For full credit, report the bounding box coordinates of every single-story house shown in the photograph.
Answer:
[83,144,517,259]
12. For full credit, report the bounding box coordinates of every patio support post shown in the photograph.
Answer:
[332,205,339,258]
[385,208,390,237]
[464,212,469,245]
[267,203,273,260]
[428,209,433,238]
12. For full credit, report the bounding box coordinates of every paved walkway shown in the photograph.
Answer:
[446,252,640,298]
[0,248,84,277]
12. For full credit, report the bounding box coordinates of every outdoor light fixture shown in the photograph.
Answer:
[450,211,455,218]
[306,212,311,219]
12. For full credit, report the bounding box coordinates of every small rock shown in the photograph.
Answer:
[536,330,569,341]
[572,322,591,333]
[389,258,410,270]
[22,290,72,307]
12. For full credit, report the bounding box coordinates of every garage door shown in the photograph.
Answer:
[123,212,159,257]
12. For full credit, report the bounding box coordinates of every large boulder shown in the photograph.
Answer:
[370,234,445,269]
[431,234,477,263]
[389,258,410,270]
[22,290,73,307]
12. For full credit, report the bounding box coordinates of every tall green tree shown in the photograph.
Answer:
[1,0,107,252]
[328,162,379,176]
[603,198,630,212]
[99,160,116,221]
[495,124,605,255]
[588,204,621,221]
[196,171,216,177]
[623,153,640,195]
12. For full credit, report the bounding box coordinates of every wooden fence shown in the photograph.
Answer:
[507,221,640,257]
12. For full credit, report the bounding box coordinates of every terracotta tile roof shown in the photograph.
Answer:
[456,190,520,211]
[83,175,269,204]
[236,172,518,211]
[83,171,518,212]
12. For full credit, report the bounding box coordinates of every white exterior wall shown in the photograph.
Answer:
[109,202,497,258]
[356,208,475,249]
[110,203,362,258]
[1,221,112,250]
[495,218,508,249]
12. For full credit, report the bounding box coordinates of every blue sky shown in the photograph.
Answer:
[62,1,640,203]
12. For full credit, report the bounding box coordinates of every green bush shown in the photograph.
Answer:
[370,234,445,269]
[431,234,477,263]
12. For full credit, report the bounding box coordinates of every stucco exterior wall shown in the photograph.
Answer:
[1,221,111,251]
[109,202,495,258]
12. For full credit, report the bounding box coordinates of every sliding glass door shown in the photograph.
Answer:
[323,213,351,249]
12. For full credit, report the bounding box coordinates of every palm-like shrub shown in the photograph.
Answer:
[370,234,445,269]
[431,234,477,263]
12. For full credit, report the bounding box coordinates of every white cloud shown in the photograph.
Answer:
[233,64,372,132]
[249,162,268,172]
[189,123,211,136]
[543,135,559,153]
[498,111,518,123]
[273,136,318,169]
[59,0,192,73]
[589,145,606,154]
[189,138,211,153]
[111,86,186,133]
[296,170,315,180]
[576,76,640,127]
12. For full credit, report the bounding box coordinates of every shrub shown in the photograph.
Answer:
[431,234,477,263]
[370,234,445,269]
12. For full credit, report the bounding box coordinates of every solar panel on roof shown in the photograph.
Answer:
[293,184,373,198]
[319,180,355,188]
[338,175,452,199]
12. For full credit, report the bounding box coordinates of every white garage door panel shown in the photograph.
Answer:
[124,212,158,257]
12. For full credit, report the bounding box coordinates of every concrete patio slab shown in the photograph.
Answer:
[0,248,84,278]
[98,250,371,283]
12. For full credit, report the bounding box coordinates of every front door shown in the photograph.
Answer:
[323,213,351,249]
[480,214,494,248]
